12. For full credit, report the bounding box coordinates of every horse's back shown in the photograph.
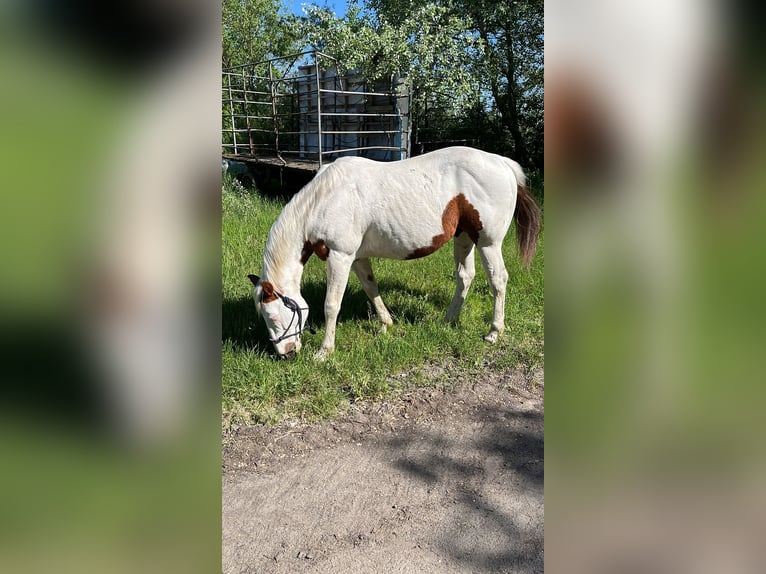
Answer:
[307,147,521,258]
[325,147,517,201]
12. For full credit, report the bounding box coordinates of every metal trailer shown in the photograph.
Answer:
[222,50,411,191]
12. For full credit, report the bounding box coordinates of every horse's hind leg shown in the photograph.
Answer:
[352,258,393,332]
[478,242,509,343]
[445,232,476,324]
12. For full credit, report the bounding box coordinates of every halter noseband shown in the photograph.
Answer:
[270,291,315,344]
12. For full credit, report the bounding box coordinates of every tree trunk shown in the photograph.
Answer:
[477,21,531,167]
[503,36,531,167]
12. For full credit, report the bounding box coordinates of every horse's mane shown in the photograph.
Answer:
[261,163,338,282]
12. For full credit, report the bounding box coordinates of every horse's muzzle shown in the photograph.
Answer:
[279,350,297,361]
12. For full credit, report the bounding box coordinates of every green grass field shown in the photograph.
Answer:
[222,176,544,426]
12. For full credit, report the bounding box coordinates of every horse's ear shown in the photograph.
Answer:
[261,281,275,299]
[247,274,260,286]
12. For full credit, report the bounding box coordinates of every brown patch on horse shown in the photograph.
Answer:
[455,195,483,243]
[260,281,278,303]
[406,194,483,260]
[300,243,312,265]
[313,240,330,260]
[300,240,330,264]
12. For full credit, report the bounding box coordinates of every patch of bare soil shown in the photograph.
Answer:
[222,368,544,574]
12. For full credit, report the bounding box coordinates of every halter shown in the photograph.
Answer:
[270,291,315,344]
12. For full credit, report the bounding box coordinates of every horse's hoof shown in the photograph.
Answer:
[314,348,332,361]
[483,332,499,344]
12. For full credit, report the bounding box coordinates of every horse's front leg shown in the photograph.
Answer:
[445,232,476,323]
[352,258,393,332]
[316,251,355,361]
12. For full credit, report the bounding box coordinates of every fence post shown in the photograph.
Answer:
[403,81,412,159]
[241,68,254,155]
[226,73,238,155]
[314,52,323,168]
[268,62,281,159]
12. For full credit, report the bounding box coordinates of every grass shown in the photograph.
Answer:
[222,176,544,426]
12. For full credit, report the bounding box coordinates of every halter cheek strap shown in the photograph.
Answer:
[270,292,315,344]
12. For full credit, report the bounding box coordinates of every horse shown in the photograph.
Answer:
[248,146,541,360]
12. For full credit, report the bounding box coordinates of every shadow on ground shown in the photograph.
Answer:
[222,371,544,574]
[384,405,544,573]
[222,278,452,354]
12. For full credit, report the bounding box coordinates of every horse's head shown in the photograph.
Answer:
[248,274,310,359]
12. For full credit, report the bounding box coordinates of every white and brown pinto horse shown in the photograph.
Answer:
[248,146,541,360]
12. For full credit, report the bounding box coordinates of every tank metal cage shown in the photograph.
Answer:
[222,50,411,170]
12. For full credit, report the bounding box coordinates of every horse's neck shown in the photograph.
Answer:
[262,205,307,294]
[266,259,303,294]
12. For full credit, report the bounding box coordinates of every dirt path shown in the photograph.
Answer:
[222,369,544,574]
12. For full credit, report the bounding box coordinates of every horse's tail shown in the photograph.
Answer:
[509,160,541,268]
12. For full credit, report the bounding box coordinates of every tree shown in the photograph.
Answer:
[303,3,480,109]
[367,0,542,167]
[221,0,543,170]
[459,0,543,169]
[222,0,300,67]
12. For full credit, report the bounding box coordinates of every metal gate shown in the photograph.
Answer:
[222,50,411,170]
